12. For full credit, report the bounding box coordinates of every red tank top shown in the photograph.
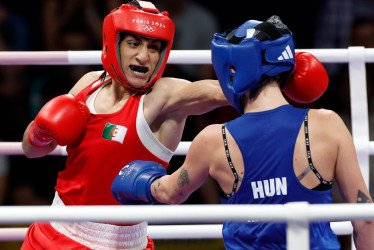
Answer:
[55,77,169,205]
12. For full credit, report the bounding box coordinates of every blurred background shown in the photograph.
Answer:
[1,0,374,249]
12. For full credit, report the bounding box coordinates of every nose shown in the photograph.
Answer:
[135,46,150,64]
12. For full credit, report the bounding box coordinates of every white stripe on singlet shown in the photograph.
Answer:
[136,95,173,162]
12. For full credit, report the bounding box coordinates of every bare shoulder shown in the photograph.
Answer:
[308,108,345,127]
[189,124,222,154]
[183,124,223,175]
[308,108,349,141]
[68,70,104,96]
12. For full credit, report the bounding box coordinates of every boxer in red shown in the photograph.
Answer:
[21,1,228,249]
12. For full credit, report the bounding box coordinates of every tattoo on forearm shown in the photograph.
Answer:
[173,167,190,198]
[177,167,190,188]
[152,180,160,198]
[356,190,373,203]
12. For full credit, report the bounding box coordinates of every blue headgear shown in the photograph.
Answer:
[211,15,295,113]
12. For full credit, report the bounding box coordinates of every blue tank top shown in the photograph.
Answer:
[221,105,340,250]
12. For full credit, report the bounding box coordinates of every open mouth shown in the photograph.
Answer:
[130,65,148,74]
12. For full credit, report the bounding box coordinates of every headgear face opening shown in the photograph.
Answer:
[211,15,295,113]
[102,1,175,91]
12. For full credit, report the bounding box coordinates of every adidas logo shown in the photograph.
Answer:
[277,45,293,61]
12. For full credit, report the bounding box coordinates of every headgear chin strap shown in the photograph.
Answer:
[211,15,295,113]
[102,1,175,92]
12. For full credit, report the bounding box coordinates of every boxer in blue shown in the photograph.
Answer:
[112,16,374,249]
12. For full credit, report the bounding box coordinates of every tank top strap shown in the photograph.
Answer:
[297,113,333,191]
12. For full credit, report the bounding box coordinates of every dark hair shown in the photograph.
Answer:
[127,0,142,9]
[100,70,107,81]
[249,73,288,99]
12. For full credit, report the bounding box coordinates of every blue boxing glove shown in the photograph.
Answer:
[111,160,167,205]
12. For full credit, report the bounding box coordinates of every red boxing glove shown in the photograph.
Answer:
[282,52,329,103]
[28,94,90,147]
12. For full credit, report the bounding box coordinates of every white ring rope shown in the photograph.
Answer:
[0,203,371,224]
[3,141,374,156]
[0,221,354,241]
[1,47,373,249]
[1,48,374,65]
[2,203,372,224]
[0,142,192,156]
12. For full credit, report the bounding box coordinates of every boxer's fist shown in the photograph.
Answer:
[283,52,328,103]
[111,160,167,205]
[28,94,90,147]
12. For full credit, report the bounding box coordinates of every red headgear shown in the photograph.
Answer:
[102,1,175,91]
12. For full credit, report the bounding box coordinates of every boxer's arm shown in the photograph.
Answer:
[111,126,217,205]
[150,126,216,204]
[149,78,228,119]
[169,79,229,116]
[330,111,374,249]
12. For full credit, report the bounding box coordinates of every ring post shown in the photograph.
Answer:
[286,202,310,250]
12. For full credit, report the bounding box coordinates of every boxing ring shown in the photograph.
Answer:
[0,47,374,250]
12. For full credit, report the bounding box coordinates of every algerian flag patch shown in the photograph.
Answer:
[102,122,127,144]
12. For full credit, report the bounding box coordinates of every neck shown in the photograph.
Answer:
[109,80,136,101]
[94,80,135,114]
[243,82,289,113]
